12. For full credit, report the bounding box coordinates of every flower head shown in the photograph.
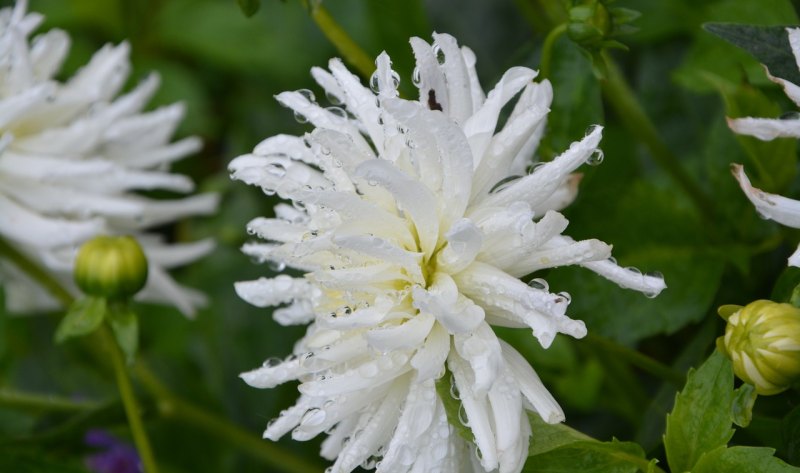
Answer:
[0,1,218,315]
[718,300,800,395]
[232,33,665,473]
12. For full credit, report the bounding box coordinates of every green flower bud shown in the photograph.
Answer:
[74,235,148,300]
[718,300,800,395]
[567,2,612,49]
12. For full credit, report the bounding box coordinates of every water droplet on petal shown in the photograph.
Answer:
[266,163,287,178]
[433,44,445,64]
[268,260,286,272]
[558,291,572,303]
[390,70,401,88]
[780,111,800,120]
[489,175,523,194]
[297,88,316,102]
[528,278,549,291]
[326,106,347,119]
[584,124,601,136]
[301,408,327,427]
[263,357,282,367]
[370,72,381,93]
[325,90,343,105]
[412,67,423,87]
[587,149,604,166]
[293,110,308,124]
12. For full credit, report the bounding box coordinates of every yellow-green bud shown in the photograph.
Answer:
[74,236,148,300]
[718,300,800,395]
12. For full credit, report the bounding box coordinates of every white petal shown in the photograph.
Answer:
[732,163,800,227]
[448,353,499,471]
[463,67,537,164]
[411,322,451,381]
[727,116,800,140]
[413,272,485,334]
[366,312,435,352]
[500,340,564,423]
[453,322,502,395]
[234,275,313,308]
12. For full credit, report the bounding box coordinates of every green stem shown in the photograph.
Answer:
[585,333,686,388]
[539,23,566,79]
[135,364,322,473]
[0,237,73,306]
[0,388,102,413]
[103,325,160,473]
[308,3,374,79]
[600,54,717,221]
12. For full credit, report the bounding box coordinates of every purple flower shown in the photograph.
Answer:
[84,430,141,473]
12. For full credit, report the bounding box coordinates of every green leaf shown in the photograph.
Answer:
[693,446,800,473]
[782,405,800,465]
[731,383,757,428]
[664,350,735,473]
[434,369,475,444]
[540,36,604,159]
[525,414,650,473]
[54,297,107,343]
[673,0,798,93]
[704,23,800,86]
[107,302,139,364]
[771,267,800,304]
[236,0,261,17]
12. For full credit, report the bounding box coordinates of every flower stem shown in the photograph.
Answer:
[0,235,319,472]
[585,333,686,388]
[0,388,102,413]
[539,23,566,79]
[307,2,374,79]
[599,54,718,221]
[103,324,160,473]
[0,237,73,306]
[134,364,323,473]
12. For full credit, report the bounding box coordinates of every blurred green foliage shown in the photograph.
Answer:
[4,0,800,471]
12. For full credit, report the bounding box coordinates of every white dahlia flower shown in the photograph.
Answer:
[0,1,218,316]
[232,33,666,473]
[728,28,800,268]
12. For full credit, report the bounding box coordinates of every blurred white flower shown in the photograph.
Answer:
[0,1,218,316]
[728,28,800,140]
[232,33,665,473]
[729,28,800,268]
[731,164,800,266]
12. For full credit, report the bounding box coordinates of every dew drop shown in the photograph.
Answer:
[412,67,423,87]
[433,44,445,64]
[326,106,347,119]
[528,278,549,291]
[268,260,286,272]
[265,163,287,178]
[458,404,469,426]
[297,88,316,102]
[587,149,604,166]
[263,357,282,368]
[626,266,642,275]
[449,380,461,400]
[293,111,308,124]
[319,146,331,156]
[370,72,381,93]
[646,270,664,280]
[390,70,401,88]
[301,408,327,427]
[780,111,800,120]
[489,175,523,194]
[558,291,572,303]
[325,90,343,105]
[584,124,601,136]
